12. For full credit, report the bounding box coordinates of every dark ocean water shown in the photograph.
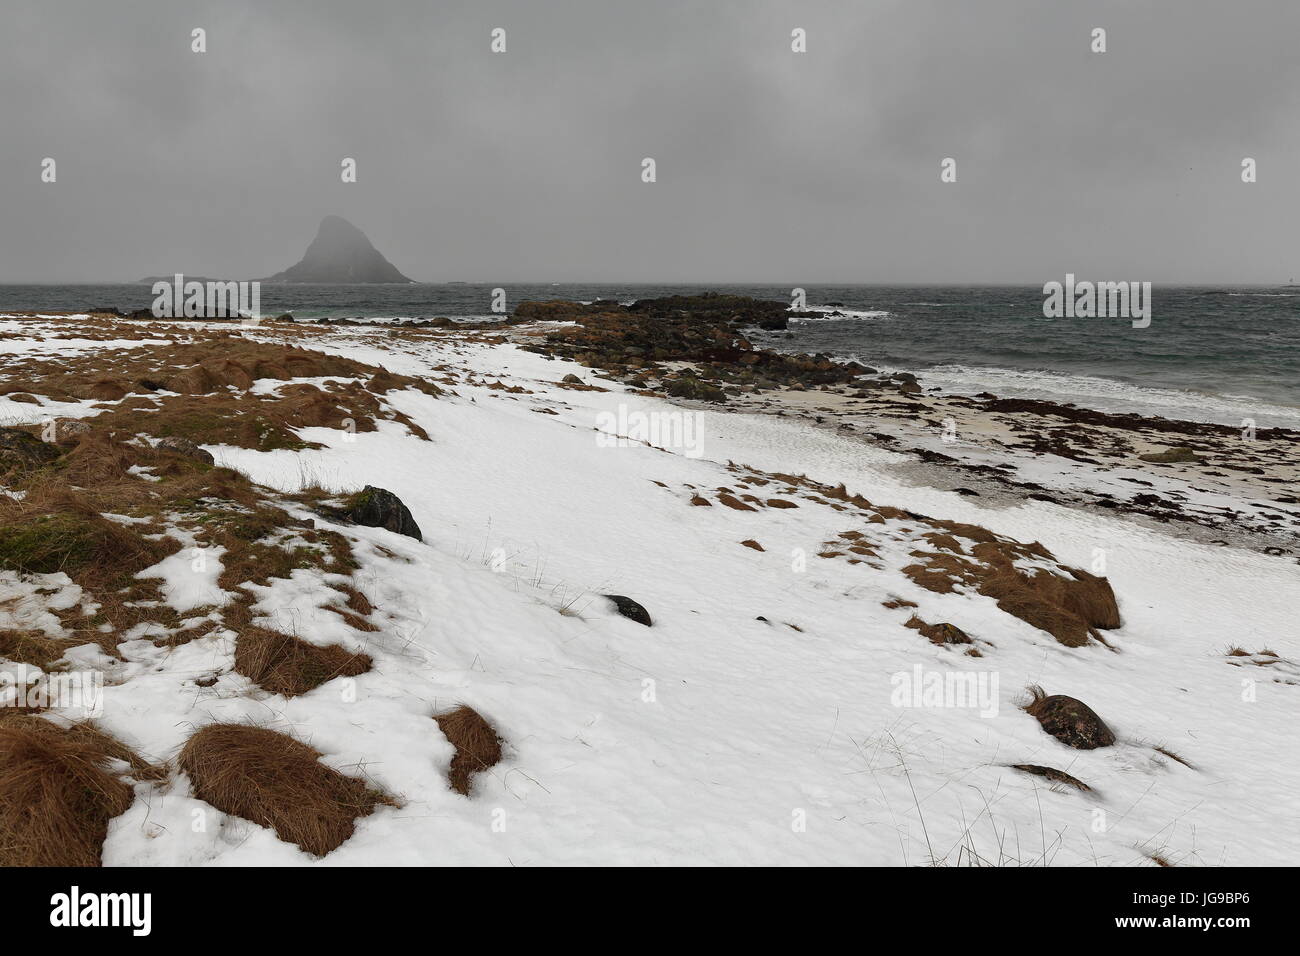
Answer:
[3,283,1299,428]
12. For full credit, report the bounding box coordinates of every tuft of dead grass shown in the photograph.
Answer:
[904,541,1120,647]
[716,493,757,511]
[0,504,177,587]
[178,723,394,857]
[234,626,371,697]
[434,705,503,796]
[0,715,160,866]
[1009,763,1092,792]
[0,629,84,669]
[1153,745,1196,769]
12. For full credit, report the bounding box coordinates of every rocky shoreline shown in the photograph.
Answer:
[499,293,1300,557]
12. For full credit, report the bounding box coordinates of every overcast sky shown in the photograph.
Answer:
[3,0,1299,284]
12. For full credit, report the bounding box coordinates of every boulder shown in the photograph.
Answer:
[906,616,972,645]
[1138,446,1205,464]
[50,419,94,445]
[1025,690,1116,749]
[605,594,652,627]
[665,376,726,403]
[928,622,971,644]
[155,436,215,464]
[345,486,422,541]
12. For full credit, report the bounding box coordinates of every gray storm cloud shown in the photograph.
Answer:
[2,0,1298,283]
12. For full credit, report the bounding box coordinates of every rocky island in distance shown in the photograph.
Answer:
[138,215,416,284]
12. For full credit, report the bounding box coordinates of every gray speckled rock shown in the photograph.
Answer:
[155,436,215,465]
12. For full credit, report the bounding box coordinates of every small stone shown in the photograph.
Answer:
[605,594,652,627]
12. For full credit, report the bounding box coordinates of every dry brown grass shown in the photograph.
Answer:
[1153,745,1196,769]
[434,705,503,796]
[56,432,140,487]
[323,605,380,632]
[716,492,757,511]
[0,610,81,666]
[1,338,439,455]
[323,583,379,631]
[0,715,160,866]
[725,464,1119,646]
[336,584,374,616]
[0,494,177,588]
[0,419,371,664]
[214,526,357,592]
[1,338,410,402]
[904,615,972,646]
[921,532,966,554]
[178,723,394,857]
[1009,763,1092,792]
[903,540,1120,647]
[234,626,371,697]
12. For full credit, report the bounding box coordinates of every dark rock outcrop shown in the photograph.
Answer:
[344,486,422,541]
[265,216,414,284]
[664,374,727,403]
[514,294,868,402]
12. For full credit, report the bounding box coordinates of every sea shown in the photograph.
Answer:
[2,283,1298,429]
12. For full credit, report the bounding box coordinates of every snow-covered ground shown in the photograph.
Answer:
[5,320,1298,865]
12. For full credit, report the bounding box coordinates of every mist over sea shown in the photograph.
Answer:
[3,284,1298,428]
